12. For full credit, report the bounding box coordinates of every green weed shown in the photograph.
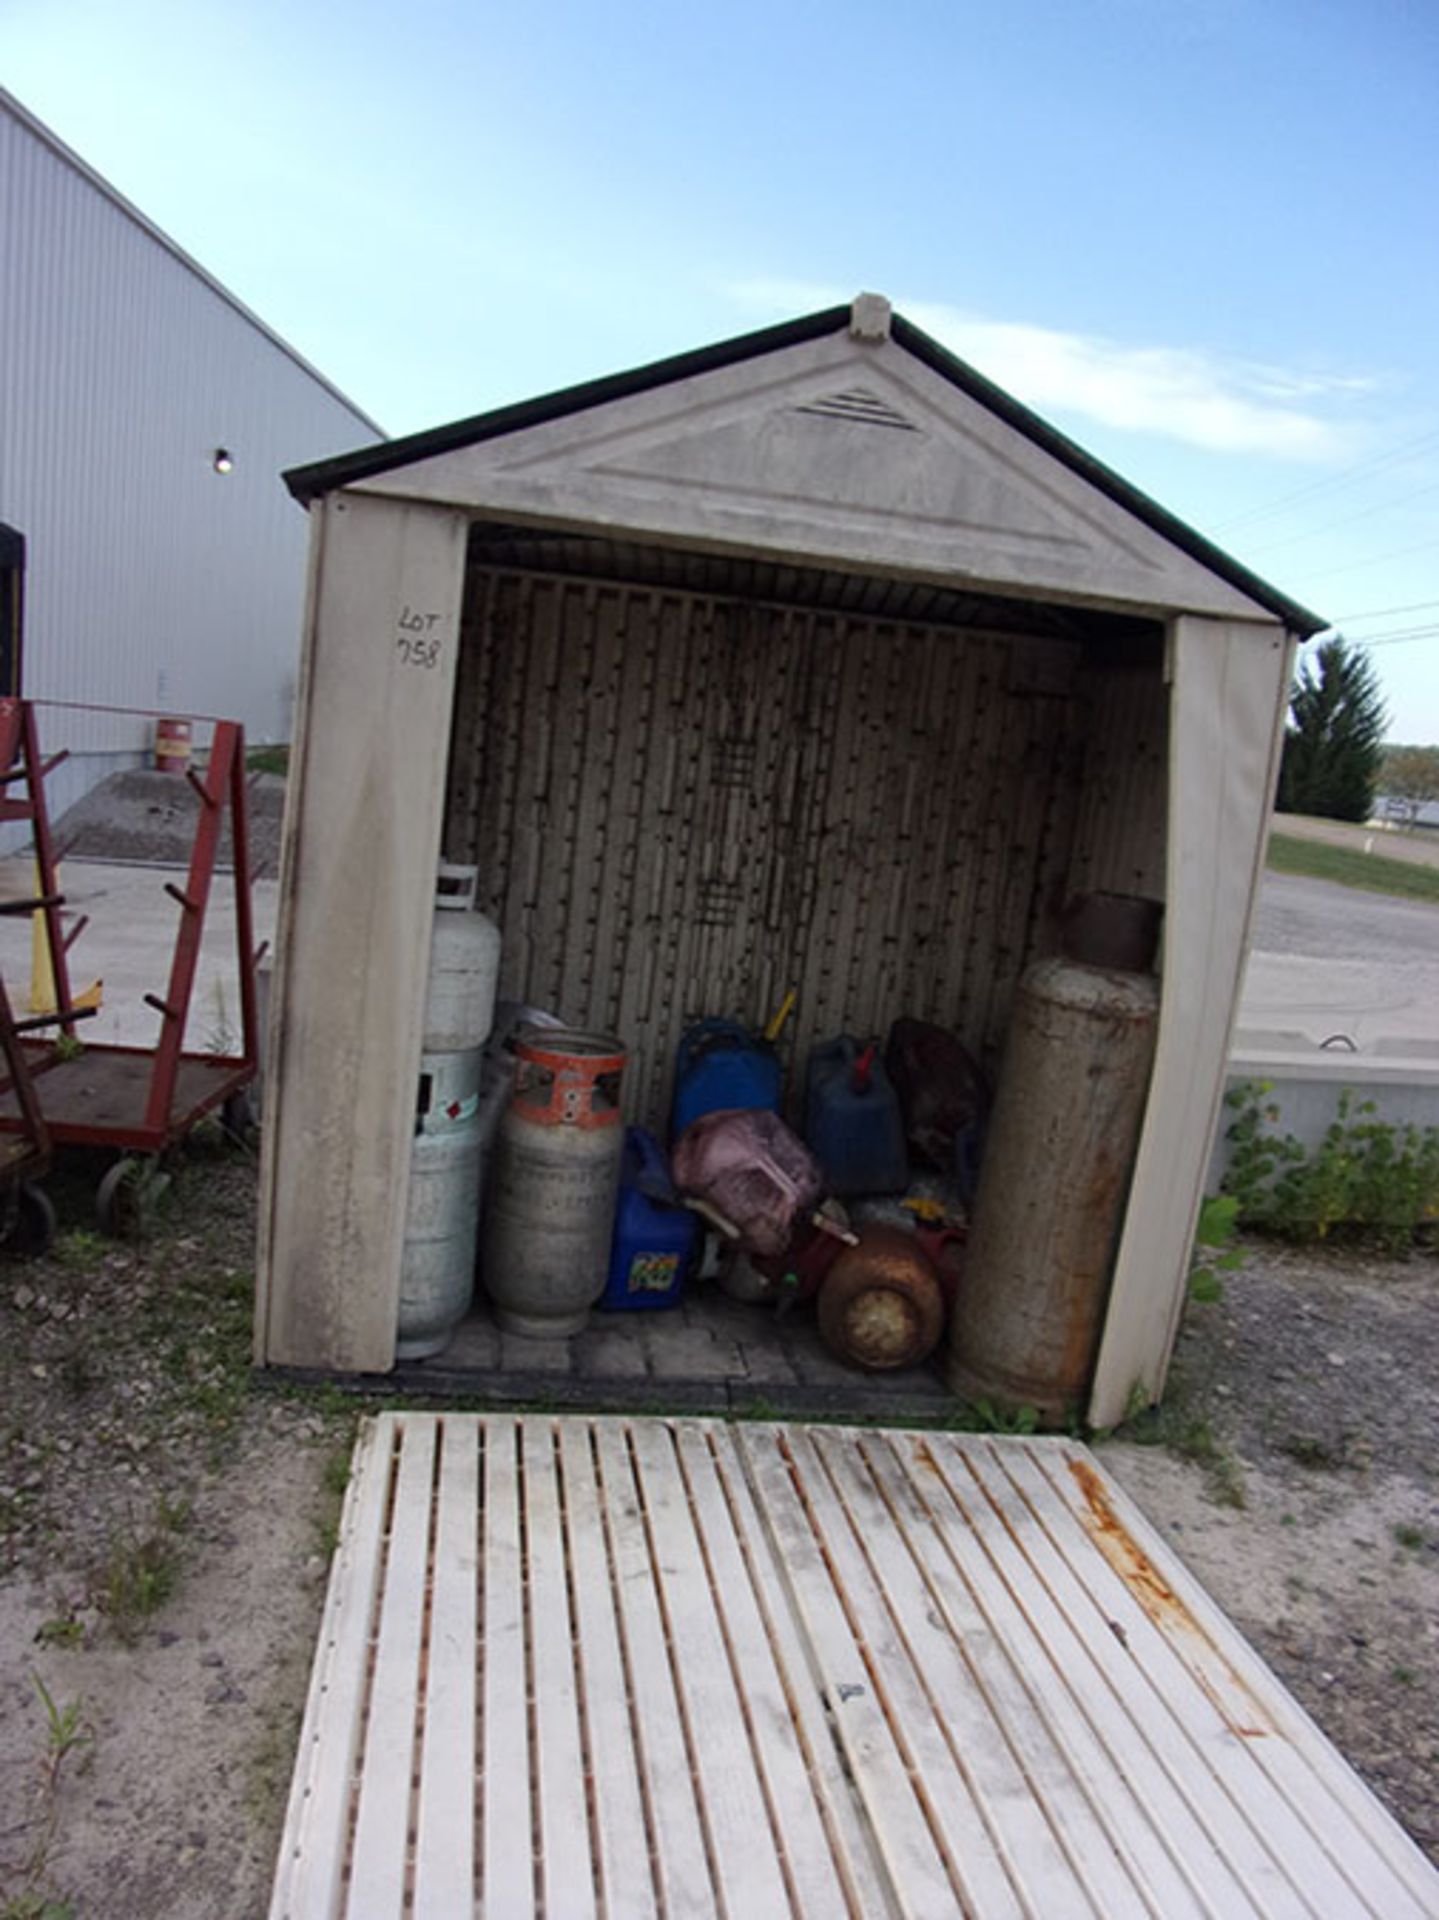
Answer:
[1189,1193,1244,1303]
[968,1397,1042,1436]
[1222,1082,1439,1251]
[32,1615,83,1651]
[96,1498,190,1639]
[313,1439,355,1557]
[1124,1401,1248,1509]
[0,1675,92,1919]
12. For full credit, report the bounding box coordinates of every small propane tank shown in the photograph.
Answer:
[945,957,1159,1423]
[481,1029,627,1337]
[424,863,502,1052]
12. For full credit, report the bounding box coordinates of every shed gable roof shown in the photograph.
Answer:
[286,302,1324,634]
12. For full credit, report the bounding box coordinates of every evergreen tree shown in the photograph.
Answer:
[1276,637,1387,823]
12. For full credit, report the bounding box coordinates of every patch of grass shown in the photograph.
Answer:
[1394,1522,1427,1551]
[56,1346,98,1399]
[96,1497,190,1640]
[1277,1431,1350,1471]
[1392,1665,1418,1686]
[967,1397,1042,1436]
[32,1613,84,1651]
[1189,1194,1244,1304]
[1,1892,74,1919]
[246,743,290,778]
[49,1231,104,1274]
[1124,1401,1248,1509]
[313,1437,356,1557]
[0,1674,92,1919]
[1267,831,1439,904]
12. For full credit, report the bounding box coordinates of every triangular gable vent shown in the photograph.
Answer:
[795,386,917,431]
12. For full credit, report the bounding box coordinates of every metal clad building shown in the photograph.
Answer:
[0,87,381,809]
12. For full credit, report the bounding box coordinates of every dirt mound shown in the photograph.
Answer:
[53,770,285,879]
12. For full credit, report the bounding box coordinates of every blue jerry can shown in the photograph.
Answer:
[670,1017,782,1141]
[600,1128,697,1311]
[804,1036,909,1196]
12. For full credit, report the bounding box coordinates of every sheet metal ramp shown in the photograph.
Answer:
[271,1414,1439,1918]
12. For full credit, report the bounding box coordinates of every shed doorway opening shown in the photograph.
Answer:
[416,521,1169,1411]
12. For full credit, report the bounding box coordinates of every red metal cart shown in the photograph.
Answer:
[0,699,262,1232]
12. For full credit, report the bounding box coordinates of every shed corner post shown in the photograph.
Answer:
[255,489,469,1374]
[1087,613,1292,1430]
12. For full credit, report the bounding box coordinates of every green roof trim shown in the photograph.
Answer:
[284,303,1326,637]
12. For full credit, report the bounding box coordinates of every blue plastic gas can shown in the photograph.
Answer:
[600,1129,697,1311]
[804,1036,909,1196]
[670,1017,782,1141]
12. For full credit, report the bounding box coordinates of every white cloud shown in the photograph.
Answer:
[725,279,1369,463]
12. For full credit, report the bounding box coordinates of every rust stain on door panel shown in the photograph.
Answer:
[1068,1458,1272,1740]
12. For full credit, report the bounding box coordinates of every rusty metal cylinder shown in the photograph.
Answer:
[481,1030,626,1337]
[945,958,1159,1422]
[816,1226,945,1372]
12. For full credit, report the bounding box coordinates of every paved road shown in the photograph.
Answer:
[1243,873,1439,1052]
[1253,871,1439,964]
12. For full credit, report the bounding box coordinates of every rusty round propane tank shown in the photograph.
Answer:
[944,957,1159,1424]
[481,1029,626,1338]
[816,1226,944,1372]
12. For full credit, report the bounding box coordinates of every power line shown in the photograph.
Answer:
[1298,536,1439,581]
[1329,598,1439,623]
[1211,426,1439,534]
[1238,479,1439,557]
[1355,626,1439,649]
[1304,623,1439,647]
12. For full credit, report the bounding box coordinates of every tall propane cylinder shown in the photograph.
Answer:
[397,1048,485,1360]
[424,863,501,1051]
[945,957,1159,1422]
[482,1029,626,1337]
[396,865,502,1361]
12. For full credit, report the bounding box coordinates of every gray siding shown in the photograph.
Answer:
[0,91,378,771]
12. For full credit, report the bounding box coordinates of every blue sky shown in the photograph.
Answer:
[7,0,1438,738]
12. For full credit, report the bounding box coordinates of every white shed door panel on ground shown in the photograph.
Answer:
[271,1415,1439,1919]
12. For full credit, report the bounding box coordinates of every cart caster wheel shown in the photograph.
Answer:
[221,1088,257,1147]
[0,1182,56,1257]
[96,1157,171,1241]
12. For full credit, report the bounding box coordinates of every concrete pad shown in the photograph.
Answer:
[0,857,278,1052]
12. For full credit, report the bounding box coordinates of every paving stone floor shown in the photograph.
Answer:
[388,1281,956,1420]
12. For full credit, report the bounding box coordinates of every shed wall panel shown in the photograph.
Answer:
[257,494,468,1373]
[0,97,375,765]
[1089,617,1292,1427]
[1066,660,1170,901]
[445,565,1091,1126]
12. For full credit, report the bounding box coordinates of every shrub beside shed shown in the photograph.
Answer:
[254,296,1323,1427]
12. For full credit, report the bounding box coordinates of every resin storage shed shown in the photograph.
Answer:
[254,296,1322,1427]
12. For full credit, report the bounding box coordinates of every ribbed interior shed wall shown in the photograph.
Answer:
[442,557,1169,1126]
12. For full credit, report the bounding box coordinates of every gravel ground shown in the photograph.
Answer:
[1103,1239,1439,1862]
[0,1150,353,1920]
[0,1154,1435,1913]
[51,770,287,880]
